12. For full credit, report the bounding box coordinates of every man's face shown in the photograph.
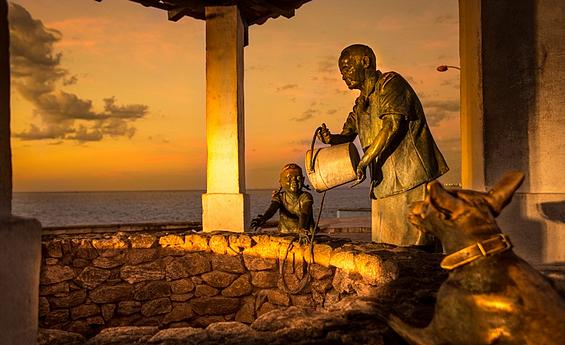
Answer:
[339,55,365,90]
[280,168,304,194]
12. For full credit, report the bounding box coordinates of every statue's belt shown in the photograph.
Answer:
[440,234,513,270]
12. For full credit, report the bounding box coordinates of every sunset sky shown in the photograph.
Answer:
[9,0,460,192]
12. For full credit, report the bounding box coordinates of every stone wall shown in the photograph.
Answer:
[39,230,445,337]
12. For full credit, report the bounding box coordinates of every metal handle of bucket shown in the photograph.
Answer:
[309,126,323,173]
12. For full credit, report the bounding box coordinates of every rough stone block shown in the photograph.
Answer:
[87,326,159,344]
[330,250,357,271]
[211,254,246,273]
[40,265,75,285]
[44,258,58,265]
[44,309,70,327]
[209,234,230,255]
[159,234,185,248]
[312,243,333,267]
[184,234,210,252]
[228,234,253,253]
[290,294,314,308]
[257,301,278,317]
[165,253,211,280]
[50,289,87,308]
[141,298,172,317]
[171,278,195,294]
[76,267,111,289]
[201,270,238,288]
[311,277,333,293]
[148,327,208,344]
[195,284,219,297]
[206,321,252,340]
[243,255,277,271]
[101,304,116,321]
[192,315,226,328]
[332,268,359,294]
[46,241,63,258]
[37,328,85,345]
[92,255,124,269]
[117,301,142,316]
[310,264,333,280]
[162,303,193,324]
[221,274,252,297]
[120,261,165,284]
[133,280,171,301]
[92,238,128,250]
[129,234,157,249]
[235,296,255,324]
[250,271,278,288]
[40,281,69,296]
[171,293,194,302]
[39,297,50,317]
[264,289,290,306]
[90,284,133,304]
[126,248,159,265]
[191,297,240,315]
[71,304,100,320]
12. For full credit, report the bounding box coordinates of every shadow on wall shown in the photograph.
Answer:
[497,194,545,264]
[539,200,565,223]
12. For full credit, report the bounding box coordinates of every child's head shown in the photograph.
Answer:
[279,163,304,193]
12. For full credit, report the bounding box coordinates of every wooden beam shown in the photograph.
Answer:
[247,0,294,18]
[168,1,205,21]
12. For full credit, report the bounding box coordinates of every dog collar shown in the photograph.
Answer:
[440,234,513,270]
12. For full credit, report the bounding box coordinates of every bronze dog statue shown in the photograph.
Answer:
[388,172,565,345]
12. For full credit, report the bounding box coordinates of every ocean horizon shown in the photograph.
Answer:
[13,188,371,227]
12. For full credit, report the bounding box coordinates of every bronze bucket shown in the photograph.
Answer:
[305,127,361,192]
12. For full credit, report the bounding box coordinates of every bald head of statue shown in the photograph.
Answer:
[338,44,377,90]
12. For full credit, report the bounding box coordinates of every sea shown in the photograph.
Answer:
[13,188,371,227]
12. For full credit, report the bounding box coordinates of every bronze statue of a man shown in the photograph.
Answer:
[251,163,315,236]
[319,44,448,247]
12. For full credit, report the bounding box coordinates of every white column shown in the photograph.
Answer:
[0,2,42,343]
[202,5,249,232]
[459,0,485,191]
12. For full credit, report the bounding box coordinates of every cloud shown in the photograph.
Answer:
[318,55,336,74]
[292,108,316,122]
[434,14,457,25]
[421,99,459,127]
[8,3,148,142]
[276,84,298,92]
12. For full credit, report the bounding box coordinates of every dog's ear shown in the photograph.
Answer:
[428,180,464,217]
[485,171,525,216]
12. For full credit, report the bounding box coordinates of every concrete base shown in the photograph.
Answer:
[497,193,565,264]
[0,216,42,344]
[202,193,249,233]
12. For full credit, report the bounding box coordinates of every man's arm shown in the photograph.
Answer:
[355,114,403,182]
[318,115,357,145]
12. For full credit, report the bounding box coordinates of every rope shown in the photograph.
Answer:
[279,190,327,294]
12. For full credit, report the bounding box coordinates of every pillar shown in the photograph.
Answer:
[0,0,11,216]
[459,0,565,264]
[202,5,249,232]
[0,1,42,343]
[459,0,485,191]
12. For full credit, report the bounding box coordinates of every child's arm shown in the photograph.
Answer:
[250,189,281,230]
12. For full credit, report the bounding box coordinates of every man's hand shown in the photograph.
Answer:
[351,162,366,187]
[318,123,332,144]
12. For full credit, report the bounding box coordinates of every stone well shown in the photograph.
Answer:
[39,230,446,339]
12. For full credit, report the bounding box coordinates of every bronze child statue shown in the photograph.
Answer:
[251,163,315,237]
[387,171,565,345]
